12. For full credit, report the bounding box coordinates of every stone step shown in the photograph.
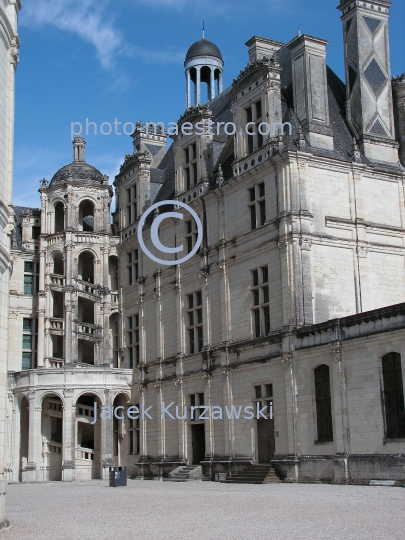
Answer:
[219,465,281,485]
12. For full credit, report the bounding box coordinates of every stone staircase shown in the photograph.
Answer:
[220,464,282,484]
[167,465,202,482]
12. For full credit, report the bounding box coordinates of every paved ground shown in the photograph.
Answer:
[2,480,405,539]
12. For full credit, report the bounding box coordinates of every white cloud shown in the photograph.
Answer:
[21,0,123,69]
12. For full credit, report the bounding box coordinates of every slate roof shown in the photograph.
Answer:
[50,161,104,186]
[185,38,223,63]
[150,40,402,208]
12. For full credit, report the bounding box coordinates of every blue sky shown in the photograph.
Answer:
[14,0,405,208]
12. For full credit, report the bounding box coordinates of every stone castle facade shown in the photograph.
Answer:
[0,0,20,530]
[5,0,405,484]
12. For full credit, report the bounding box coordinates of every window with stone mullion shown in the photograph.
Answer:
[186,291,203,354]
[251,267,270,338]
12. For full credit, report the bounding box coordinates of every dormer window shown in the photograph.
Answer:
[246,99,264,155]
[126,185,137,226]
[184,142,198,190]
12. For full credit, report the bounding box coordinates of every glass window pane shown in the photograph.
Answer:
[265,384,273,398]
[197,327,203,351]
[188,294,194,310]
[255,385,261,399]
[262,266,268,284]
[259,183,265,198]
[249,188,256,203]
[250,205,256,230]
[263,286,269,304]
[23,318,32,332]
[253,289,260,306]
[254,310,261,338]
[252,269,259,287]
[263,306,270,334]
[22,335,31,349]
[260,200,266,226]
[256,100,262,119]
[24,262,33,273]
[22,352,31,370]
[196,291,202,306]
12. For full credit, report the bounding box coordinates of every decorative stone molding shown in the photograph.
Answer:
[10,38,19,67]
[300,237,312,251]
[331,344,341,363]
[357,245,368,258]
[278,239,289,252]
[282,355,292,370]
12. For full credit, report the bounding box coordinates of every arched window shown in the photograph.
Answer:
[78,251,94,283]
[79,200,94,232]
[314,364,333,442]
[382,353,405,439]
[53,251,64,276]
[54,202,64,233]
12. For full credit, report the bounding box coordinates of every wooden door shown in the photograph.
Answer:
[257,418,275,463]
[191,424,206,464]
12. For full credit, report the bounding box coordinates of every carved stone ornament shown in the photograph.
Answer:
[10,38,19,67]
[300,237,312,251]
[278,239,289,252]
[357,245,368,258]
[331,345,341,363]
[282,355,292,370]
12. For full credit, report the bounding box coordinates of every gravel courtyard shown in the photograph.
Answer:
[2,480,405,539]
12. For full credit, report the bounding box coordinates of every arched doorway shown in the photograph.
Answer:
[42,394,63,481]
[75,394,102,479]
[19,396,29,482]
[113,394,129,467]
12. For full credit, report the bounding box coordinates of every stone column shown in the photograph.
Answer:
[24,392,41,482]
[186,70,191,109]
[196,67,201,105]
[282,352,300,482]
[219,71,223,94]
[330,342,350,483]
[209,67,215,101]
[37,249,46,367]
[62,389,75,481]
[101,391,113,480]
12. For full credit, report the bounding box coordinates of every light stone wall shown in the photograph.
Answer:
[0,0,20,529]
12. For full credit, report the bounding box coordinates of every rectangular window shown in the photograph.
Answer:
[24,261,39,295]
[252,383,273,418]
[190,393,205,421]
[184,143,198,190]
[382,353,405,439]
[186,291,203,354]
[185,219,199,255]
[315,365,333,442]
[251,266,271,338]
[126,185,137,226]
[127,314,140,368]
[248,183,266,230]
[22,318,37,370]
[128,406,140,455]
[126,250,139,286]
